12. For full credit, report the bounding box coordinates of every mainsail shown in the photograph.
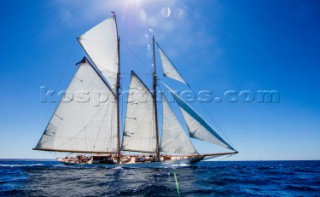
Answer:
[157,43,187,84]
[78,17,119,91]
[121,72,157,153]
[162,82,235,151]
[160,94,197,155]
[34,59,118,153]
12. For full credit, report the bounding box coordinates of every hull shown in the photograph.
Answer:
[56,152,237,167]
[57,155,205,167]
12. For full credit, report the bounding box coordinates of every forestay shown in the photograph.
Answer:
[161,94,197,155]
[35,60,118,153]
[78,17,119,91]
[162,82,235,151]
[157,44,187,84]
[121,72,157,153]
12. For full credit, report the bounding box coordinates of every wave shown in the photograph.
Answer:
[113,166,123,170]
[285,184,320,192]
[0,164,44,168]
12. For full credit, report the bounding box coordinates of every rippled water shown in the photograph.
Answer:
[0,160,319,196]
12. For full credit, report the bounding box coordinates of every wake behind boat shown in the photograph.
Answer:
[33,13,238,165]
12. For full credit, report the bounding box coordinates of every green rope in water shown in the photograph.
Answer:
[173,171,181,197]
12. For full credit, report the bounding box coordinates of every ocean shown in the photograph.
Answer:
[0,160,319,196]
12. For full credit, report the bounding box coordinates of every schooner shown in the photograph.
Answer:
[33,14,238,165]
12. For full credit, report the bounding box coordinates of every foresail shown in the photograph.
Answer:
[161,94,197,155]
[157,43,187,84]
[121,72,157,153]
[35,60,118,153]
[78,17,119,91]
[162,82,235,151]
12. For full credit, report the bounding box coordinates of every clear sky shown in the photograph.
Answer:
[0,0,319,160]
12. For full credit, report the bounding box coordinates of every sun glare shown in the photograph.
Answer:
[126,0,142,8]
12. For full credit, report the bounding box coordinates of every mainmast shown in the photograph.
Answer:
[113,12,121,164]
[152,36,160,160]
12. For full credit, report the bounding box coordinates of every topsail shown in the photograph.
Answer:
[157,43,187,84]
[78,17,119,91]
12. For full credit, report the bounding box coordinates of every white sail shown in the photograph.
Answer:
[157,44,187,84]
[161,94,197,155]
[35,60,118,153]
[78,17,119,91]
[121,72,157,153]
[162,82,235,151]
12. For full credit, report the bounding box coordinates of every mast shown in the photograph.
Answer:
[114,12,121,164]
[152,35,160,160]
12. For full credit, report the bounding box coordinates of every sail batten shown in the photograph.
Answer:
[78,17,119,91]
[121,72,157,153]
[161,94,197,155]
[35,60,118,153]
[162,82,235,151]
[157,43,187,84]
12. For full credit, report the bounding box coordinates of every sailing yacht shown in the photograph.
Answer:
[33,14,238,165]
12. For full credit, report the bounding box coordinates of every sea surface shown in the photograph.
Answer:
[0,160,319,196]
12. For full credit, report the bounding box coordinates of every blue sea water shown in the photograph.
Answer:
[0,160,319,196]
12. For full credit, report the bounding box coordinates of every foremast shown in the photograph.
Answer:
[152,36,160,161]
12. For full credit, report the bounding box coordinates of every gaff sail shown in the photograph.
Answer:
[34,60,118,153]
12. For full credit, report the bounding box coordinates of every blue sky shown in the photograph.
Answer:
[0,0,319,160]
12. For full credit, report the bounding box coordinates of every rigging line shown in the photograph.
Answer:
[55,40,77,91]
[156,45,235,149]
[203,154,234,161]
[122,43,153,71]
[188,84,235,150]
[201,101,234,148]
[40,39,77,131]
[160,80,235,150]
